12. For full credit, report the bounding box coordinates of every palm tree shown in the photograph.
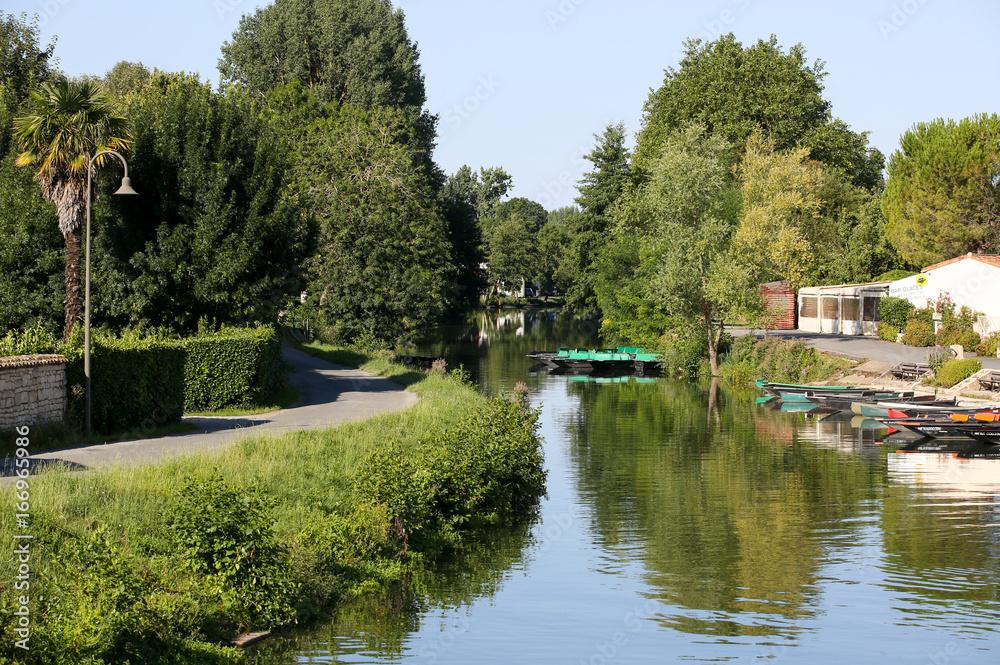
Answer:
[13,80,132,340]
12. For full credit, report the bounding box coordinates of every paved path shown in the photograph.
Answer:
[15,344,418,475]
[729,327,1000,370]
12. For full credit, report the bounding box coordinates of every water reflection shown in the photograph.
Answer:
[252,312,1000,663]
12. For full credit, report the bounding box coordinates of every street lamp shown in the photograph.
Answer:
[84,150,138,436]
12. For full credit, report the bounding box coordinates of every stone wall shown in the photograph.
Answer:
[0,355,68,431]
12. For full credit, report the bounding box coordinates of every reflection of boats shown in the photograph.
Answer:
[887,451,1000,496]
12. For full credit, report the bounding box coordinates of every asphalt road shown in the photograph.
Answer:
[728,327,1000,370]
[13,343,418,475]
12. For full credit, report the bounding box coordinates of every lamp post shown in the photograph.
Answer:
[85,150,138,436]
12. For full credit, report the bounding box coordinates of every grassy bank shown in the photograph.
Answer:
[720,336,858,385]
[0,352,545,664]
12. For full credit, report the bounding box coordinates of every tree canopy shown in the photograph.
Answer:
[91,72,310,331]
[637,34,883,190]
[882,114,1000,267]
[219,0,435,153]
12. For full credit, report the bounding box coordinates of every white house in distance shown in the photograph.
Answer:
[797,253,1000,337]
[887,253,1000,336]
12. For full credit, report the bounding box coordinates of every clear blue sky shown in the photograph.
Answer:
[9,0,1000,210]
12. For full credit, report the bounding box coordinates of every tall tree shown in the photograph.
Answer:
[598,124,747,374]
[565,122,632,312]
[13,80,131,339]
[0,11,59,154]
[437,165,513,307]
[882,114,1000,267]
[637,34,883,190]
[218,0,436,154]
[90,73,310,331]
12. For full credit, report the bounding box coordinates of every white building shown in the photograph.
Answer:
[797,282,892,336]
[887,253,1000,336]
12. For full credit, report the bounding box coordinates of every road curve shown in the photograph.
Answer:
[20,343,419,474]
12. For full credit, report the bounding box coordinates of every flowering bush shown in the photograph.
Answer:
[902,318,936,347]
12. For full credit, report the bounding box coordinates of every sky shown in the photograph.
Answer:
[7,0,1000,211]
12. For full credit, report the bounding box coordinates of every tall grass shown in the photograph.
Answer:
[0,352,543,664]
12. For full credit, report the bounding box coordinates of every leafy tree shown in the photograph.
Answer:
[103,60,151,100]
[882,114,1000,267]
[486,212,538,297]
[731,130,829,287]
[565,123,633,312]
[436,165,513,307]
[219,0,436,153]
[91,72,310,331]
[13,80,132,339]
[637,34,883,190]
[598,124,749,374]
[0,149,63,333]
[288,98,454,343]
[536,209,573,296]
[487,197,546,235]
[0,11,58,101]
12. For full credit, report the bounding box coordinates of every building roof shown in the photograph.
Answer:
[923,253,1000,272]
[0,354,68,369]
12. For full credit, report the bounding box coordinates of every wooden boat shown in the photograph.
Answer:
[527,347,572,366]
[805,391,913,411]
[884,418,1000,439]
[853,401,969,418]
[756,380,859,396]
[631,352,663,375]
[960,427,1000,445]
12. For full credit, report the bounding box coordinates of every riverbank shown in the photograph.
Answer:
[0,351,545,663]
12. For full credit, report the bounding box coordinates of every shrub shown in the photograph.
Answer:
[978,332,1000,358]
[879,297,916,329]
[875,269,917,281]
[181,324,284,412]
[169,474,297,630]
[356,389,546,550]
[877,324,900,343]
[932,358,983,388]
[936,325,981,352]
[902,318,936,347]
[720,336,851,384]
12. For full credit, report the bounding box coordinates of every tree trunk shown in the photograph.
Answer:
[705,313,720,377]
[64,226,83,341]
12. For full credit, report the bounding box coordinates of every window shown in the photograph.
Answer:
[800,296,818,319]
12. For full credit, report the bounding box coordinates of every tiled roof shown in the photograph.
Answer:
[0,354,68,369]
[923,253,1000,272]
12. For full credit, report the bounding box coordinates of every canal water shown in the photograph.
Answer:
[251,311,1000,664]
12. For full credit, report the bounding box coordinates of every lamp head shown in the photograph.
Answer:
[114,176,138,196]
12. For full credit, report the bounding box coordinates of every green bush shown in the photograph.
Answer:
[875,269,918,282]
[181,324,284,411]
[721,336,852,384]
[169,474,297,630]
[1,325,185,434]
[356,389,546,550]
[877,324,900,342]
[932,358,983,388]
[978,332,1000,357]
[879,297,916,328]
[2,323,285,434]
[936,325,981,352]
[902,318,936,347]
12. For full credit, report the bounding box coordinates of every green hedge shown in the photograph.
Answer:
[933,358,982,388]
[879,297,916,329]
[1,324,284,433]
[181,325,284,412]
